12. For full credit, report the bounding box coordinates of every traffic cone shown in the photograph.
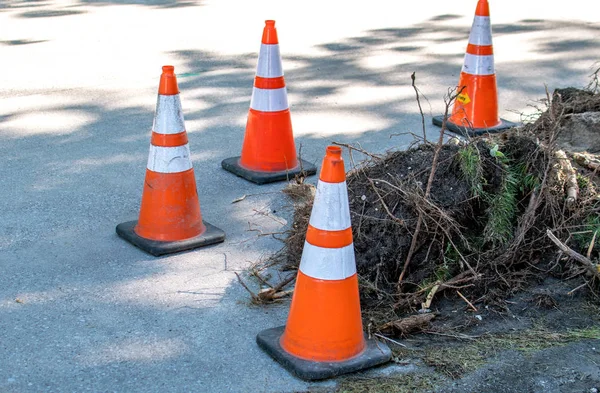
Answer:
[221,20,317,185]
[116,65,225,256]
[256,146,391,381]
[432,0,517,136]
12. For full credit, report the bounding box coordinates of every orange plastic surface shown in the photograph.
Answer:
[475,0,490,16]
[239,109,298,172]
[319,146,346,183]
[280,271,366,362]
[450,73,500,129]
[254,76,286,89]
[261,20,279,44]
[150,131,188,147]
[158,65,180,96]
[134,168,206,241]
[466,44,493,56]
[305,225,353,249]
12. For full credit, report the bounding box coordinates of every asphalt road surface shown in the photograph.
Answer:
[1,1,599,392]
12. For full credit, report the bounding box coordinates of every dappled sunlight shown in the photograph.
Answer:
[189,149,220,163]
[1,109,97,137]
[187,115,246,134]
[316,84,413,107]
[81,337,187,366]
[293,110,394,137]
[0,288,67,311]
[1,2,600,391]
[62,154,140,174]
[98,253,231,309]
[359,50,419,69]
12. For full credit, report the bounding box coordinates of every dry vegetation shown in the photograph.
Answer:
[243,83,600,338]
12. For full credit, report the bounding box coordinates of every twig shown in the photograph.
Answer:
[367,178,405,225]
[332,141,383,161]
[457,290,478,312]
[374,333,407,348]
[235,272,258,302]
[250,269,274,288]
[231,195,247,203]
[271,274,296,292]
[588,230,597,260]
[230,191,280,204]
[546,229,600,280]
[567,282,588,296]
[423,331,478,340]
[411,72,427,143]
[252,209,286,225]
[398,86,464,285]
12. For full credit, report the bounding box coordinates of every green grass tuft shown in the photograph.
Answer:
[483,164,519,246]
[457,144,484,197]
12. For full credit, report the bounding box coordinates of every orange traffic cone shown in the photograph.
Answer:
[221,20,316,184]
[116,65,225,256]
[433,0,517,136]
[256,146,391,381]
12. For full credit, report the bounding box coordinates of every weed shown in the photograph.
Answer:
[573,213,600,254]
[577,173,590,189]
[483,164,519,246]
[457,144,484,197]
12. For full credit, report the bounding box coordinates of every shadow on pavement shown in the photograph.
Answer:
[1,14,599,393]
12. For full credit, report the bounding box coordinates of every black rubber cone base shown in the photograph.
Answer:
[432,115,519,137]
[221,156,317,185]
[256,326,392,381]
[116,220,225,257]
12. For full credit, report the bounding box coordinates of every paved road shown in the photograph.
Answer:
[1,1,599,392]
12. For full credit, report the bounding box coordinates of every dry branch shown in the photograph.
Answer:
[379,313,436,336]
[573,152,600,171]
[555,150,578,205]
[411,72,427,143]
[546,229,600,280]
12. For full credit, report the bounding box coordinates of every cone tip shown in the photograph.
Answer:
[262,19,279,44]
[159,65,179,95]
[475,0,490,16]
[326,145,342,157]
[320,146,345,183]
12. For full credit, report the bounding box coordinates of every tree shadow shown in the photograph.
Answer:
[1,13,600,393]
[0,38,48,45]
[1,0,202,15]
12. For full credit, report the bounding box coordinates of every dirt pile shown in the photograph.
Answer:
[254,88,600,337]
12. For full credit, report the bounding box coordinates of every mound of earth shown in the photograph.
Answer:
[270,88,600,337]
[247,88,600,391]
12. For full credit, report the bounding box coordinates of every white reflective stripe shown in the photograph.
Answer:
[152,94,185,135]
[462,53,495,75]
[250,87,289,112]
[147,144,192,173]
[309,180,351,231]
[256,44,284,78]
[468,16,492,46]
[299,242,356,280]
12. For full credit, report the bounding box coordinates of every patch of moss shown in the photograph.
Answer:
[418,326,600,379]
[335,374,440,393]
[422,344,487,379]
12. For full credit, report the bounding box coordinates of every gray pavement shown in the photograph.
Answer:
[1,1,599,392]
